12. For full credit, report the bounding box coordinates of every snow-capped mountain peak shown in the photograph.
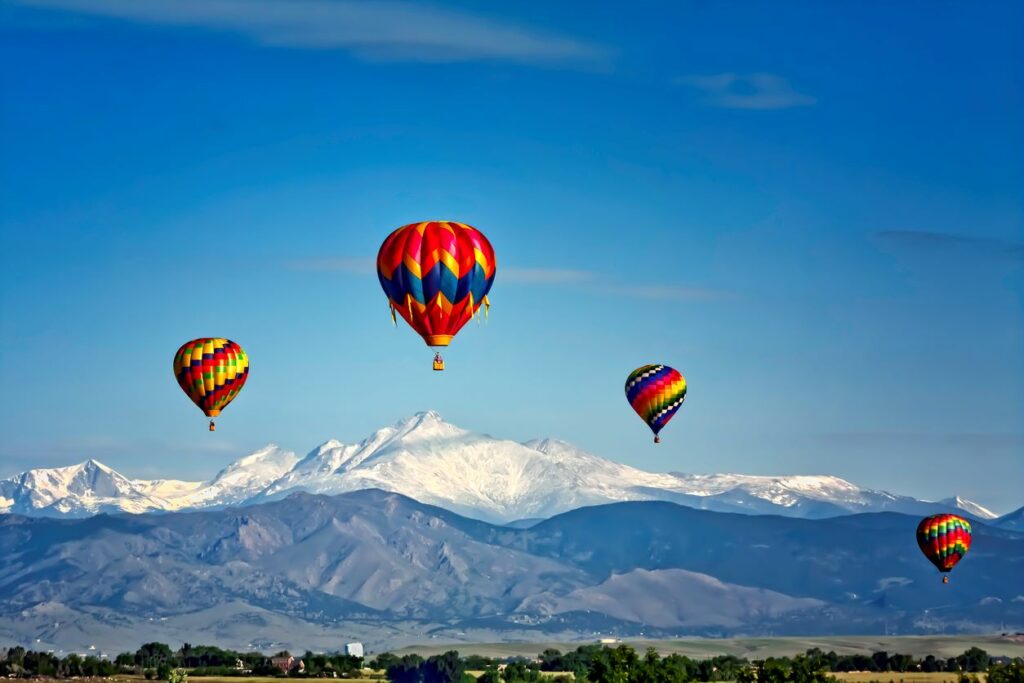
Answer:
[390,409,466,441]
[938,496,997,520]
[177,444,299,507]
[0,412,1004,522]
[0,459,179,516]
[24,458,131,498]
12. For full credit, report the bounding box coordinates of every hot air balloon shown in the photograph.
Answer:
[376,221,496,370]
[917,513,972,584]
[625,365,687,443]
[173,338,249,431]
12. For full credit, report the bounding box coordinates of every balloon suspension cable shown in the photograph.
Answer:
[470,293,480,326]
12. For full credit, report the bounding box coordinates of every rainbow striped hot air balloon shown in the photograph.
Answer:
[376,221,496,370]
[917,513,972,584]
[625,364,687,443]
[173,338,249,431]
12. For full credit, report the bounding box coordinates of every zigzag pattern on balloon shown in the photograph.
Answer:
[917,513,972,572]
[173,338,249,417]
[377,221,496,346]
[625,364,687,435]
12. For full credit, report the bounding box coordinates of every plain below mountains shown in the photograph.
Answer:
[0,411,1001,524]
[0,489,1021,653]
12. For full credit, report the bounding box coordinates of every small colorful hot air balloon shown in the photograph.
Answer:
[625,364,687,443]
[173,338,249,431]
[376,221,496,370]
[917,513,972,584]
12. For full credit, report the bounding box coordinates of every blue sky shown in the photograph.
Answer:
[1,0,1021,513]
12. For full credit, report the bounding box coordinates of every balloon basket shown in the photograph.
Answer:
[209,420,216,432]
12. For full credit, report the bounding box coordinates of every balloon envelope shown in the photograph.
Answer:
[916,513,972,573]
[173,338,249,418]
[625,364,687,439]
[376,221,496,347]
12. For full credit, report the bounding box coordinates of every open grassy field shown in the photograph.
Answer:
[466,672,573,680]
[91,668,1001,683]
[175,679,384,683]
[392,634,1024,660]
[98,679,386,683]
[833,674,986,683]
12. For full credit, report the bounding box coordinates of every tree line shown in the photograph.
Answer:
[2,642,1022,683]
[369,645,1023,683]
[0,643,363,679]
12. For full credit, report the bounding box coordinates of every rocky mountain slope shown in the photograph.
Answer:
[0,490,1020,652]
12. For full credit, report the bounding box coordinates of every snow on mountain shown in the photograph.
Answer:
[0,411,1002,522]
[0,445,297,517]
[0,459,186,516]
[132,478,203,500]
[252,413,695,522]
[938,496,998,521]
[174,444,299,508]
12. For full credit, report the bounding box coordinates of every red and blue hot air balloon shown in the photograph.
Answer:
[376,221,496,370]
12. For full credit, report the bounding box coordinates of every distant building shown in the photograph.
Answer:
[598,638,619,645]
[271,656,303,674]
[344,643,364,658]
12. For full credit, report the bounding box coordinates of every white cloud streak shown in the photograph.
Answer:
[285,258,728,300]
[284,257,375,273]
[675,73,816,110]
[16,0,608,66]
[500,267,596,284]
[609,284,730,301]
[874,230,1024,261]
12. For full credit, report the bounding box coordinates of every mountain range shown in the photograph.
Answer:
[0,411,1002,523]
[0,490,1021,653]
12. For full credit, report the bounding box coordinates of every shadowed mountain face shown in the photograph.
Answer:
[0,490,1021,652]
[995,506,1024,531]
[0,490,581,622]
[504,502,1024,611]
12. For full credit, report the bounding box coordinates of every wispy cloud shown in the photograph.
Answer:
[610,284,729,301]
[287,259,727,300]
[813,431,1024,450]
[16,0,608,67]
[874,230,1024,261]
[501,267,596,284]
[284,257,375,273]
[494,267,730,300]
[674,73,816,110]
